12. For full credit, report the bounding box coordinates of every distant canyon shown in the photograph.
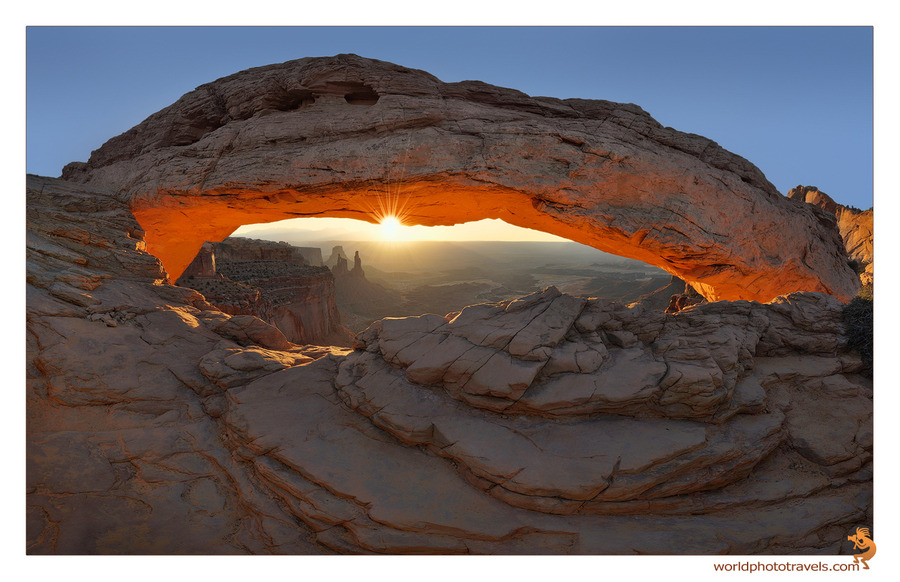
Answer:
[176,234,679,345]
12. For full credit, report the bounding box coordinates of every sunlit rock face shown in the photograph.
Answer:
[60,54,858,302]
[27,175,871,554]
[788,185,873,283]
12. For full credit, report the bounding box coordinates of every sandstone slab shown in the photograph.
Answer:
[26,174,871,555]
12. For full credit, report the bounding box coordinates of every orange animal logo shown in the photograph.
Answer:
[847,527,876,569]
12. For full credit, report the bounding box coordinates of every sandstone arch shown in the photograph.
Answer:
[62,54,858,302]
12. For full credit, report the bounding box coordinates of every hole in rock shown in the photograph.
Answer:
[175,216,680,346]
[273,89,316,111]
[344,92,379,105]
[343,83,379,105]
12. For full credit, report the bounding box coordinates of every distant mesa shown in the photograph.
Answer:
[330,246,399,330]
[177,237,350,346]
[213,237,323,266]
[325,245,349,269]
[60,53,858,302]
[332,253,349,277]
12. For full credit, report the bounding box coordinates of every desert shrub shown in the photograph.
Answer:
[842,296,873,376]
[858,283,873,302]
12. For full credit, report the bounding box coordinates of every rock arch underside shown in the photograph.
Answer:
[61,54,858,303]
[27,55,871,555]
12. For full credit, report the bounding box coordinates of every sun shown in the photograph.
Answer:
[380,216,403,240]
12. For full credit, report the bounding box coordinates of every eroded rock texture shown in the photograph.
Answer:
[27,175,872,554]
[26,176,333,553]
[60,54,858,302]
[178,237,351,346]
[788,185,873,286]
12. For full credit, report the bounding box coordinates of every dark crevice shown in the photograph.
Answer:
[344,84,380,105]
[272,90,317,111]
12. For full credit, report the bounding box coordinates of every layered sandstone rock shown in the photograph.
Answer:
[178,237,350,346]
[27,175,333,553]
[788,186,873,268]
[214,237,319,264]
[60,54,858,302]
[181,241,216,278]
[27,175,872,555]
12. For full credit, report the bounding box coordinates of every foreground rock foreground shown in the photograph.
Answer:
[28,55,871,554]
[27,172,870,554]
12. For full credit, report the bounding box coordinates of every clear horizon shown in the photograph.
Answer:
[233,217,572,243]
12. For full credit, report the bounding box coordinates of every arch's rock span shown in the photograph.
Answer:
[27,175,872,554]
[61,54,857,302]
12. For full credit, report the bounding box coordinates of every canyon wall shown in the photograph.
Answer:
[788,185,873,287]
[177,237,350,346]
[296,246,323,266]
[181,241,217,278]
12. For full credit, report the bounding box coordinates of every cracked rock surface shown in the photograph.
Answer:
[27,175,871,554]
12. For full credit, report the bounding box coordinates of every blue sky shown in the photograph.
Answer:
[27,26,873,208]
